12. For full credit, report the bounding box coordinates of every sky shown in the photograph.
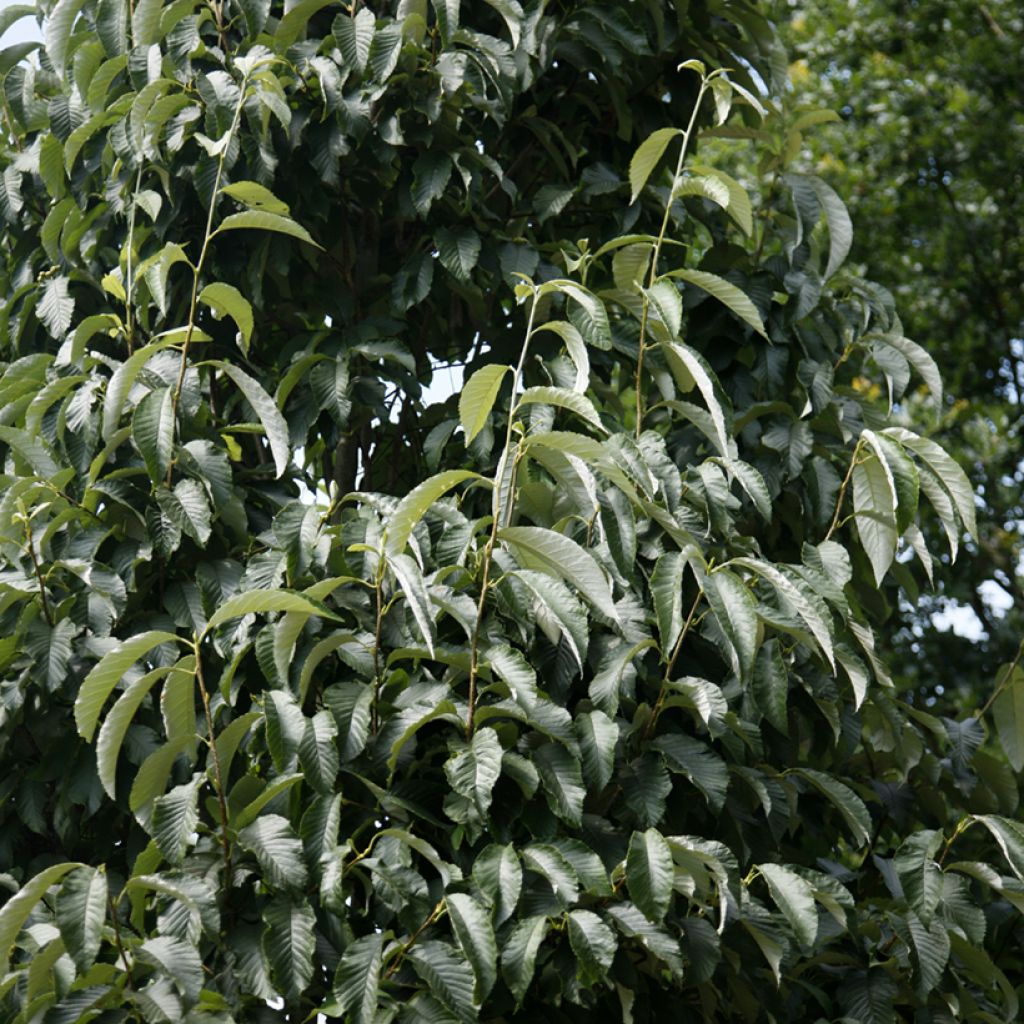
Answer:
[2,9,42,48]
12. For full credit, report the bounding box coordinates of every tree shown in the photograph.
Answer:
[777,0,1024,704]
[0,2,1022,1022]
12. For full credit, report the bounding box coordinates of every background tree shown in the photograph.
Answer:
[777,0,1024,703]
[1,2,1023,1023]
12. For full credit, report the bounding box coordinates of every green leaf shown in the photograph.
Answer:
[499,525,618,622]
[653,733,729,810]
[264,691,305,772]
[262,897,316,1003]
[239,814,308,892]
[629,127,682,203]
[650,551,686,655]
[806,174,853,279]
[0,426,61,478]
[906,911,950,994]
[753,640,789,734]
[521,844,579,905]
[446,892,498,1001]
[274,0,336,48]
[299,710,339,794]
[838,969,898,1024]
[691,164,753,234]
[662,342,732,455]
[534,743,586,826]
[137,935,203,1008]
[993,664,1024,773]
[436,227,481,281]
[445,727,503,816]
[535,320,590,393]
[575,709,617,791]
[76,631,182,742]
[132,387,174,483]
[0,862,80,974]
[501,916,549,1004]
[885,427,977,540]
[45,0,87,75]
[131,0,163,45]
[852,447,898,586]
[411,150,453,214]
[567,909,617,985]
[459,364,510,445]
[720,458,772,520]
[334,8,375,73]
[626,829,674,922]
[217,362,292,478]
[95,665,172,798]
[974,815,1024,880]
[385,469,482,555]
[206,588,339,633]
[792,768,871,847]
[472,845,522,926]
[129,735,194,812]
[161,656,198,756]
[894,830,943,924]
[664,269,768,339]
[407,940,477,1023]
[730,558,835,669]
[512,570,589,672]
[703,568,758,682]
[56,867,107,973]
[199,283,254,355]
[387,552,437,655]
[758,862,817,948]
[332,933,382,1024]
[220,180,291,216]
[215,210,320,248]
[101,338,180,440]
[151,774,203,865]
[517,385,606,433]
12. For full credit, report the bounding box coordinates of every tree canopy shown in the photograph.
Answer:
[0,2,1022,1023]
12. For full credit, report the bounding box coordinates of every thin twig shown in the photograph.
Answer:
[978,636,1024,719]
[642,590,703,741]
[108,892,134,989]
[24,519,53,626]
[824,439,864,542]
[383,899,447,980]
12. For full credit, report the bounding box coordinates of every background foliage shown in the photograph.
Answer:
[0,1,1022,1022]
[778,0,1024,702]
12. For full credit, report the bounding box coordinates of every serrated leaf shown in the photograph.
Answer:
[853,447,898,586]
[76,631,182,742]
[521,844,579,905]
[45,0,87,75]
[499,525,618,622]
[412,151,453,215]
[626,829,673,922]
[137,935,203,1008]
[129,735,194,812]
[792,768,871,847]
[629,127,682,203]
[215,210,320,247]
[894,830,943,924]
[436,227,481,281]
[333,933,382,1024]
[703,568,758,682]
[334,7,375,73]
[534,743,586,826]
[446,893,498,1001]
[298,710,339,794]
[575,709,617,791]
[408,941,476,1023]
[536,320,590,393]
[217,362,292,478]
[512,570,589,673]
[993,664,1024,773]
[906,910,950,994]
[459,364,510,445]
[56,867,107,973]
[264,690,304,772]
[385,469,481,555]
[151,775,202,865]
[238,814,308,894]
[753,640,789,733]
[132,387,174,483]
[0,862,80,974]
[445,727,503,817]
[653,733,729,810]
[262,897,315,1002]
[567,909,616,985]
[517,385,605,433]
[758,862,817,948]
[662,342,732,456]
[501,915,548,1003]
[206,588,339,632]
[472,845,521,926]
[665,269,768,339]
[221,180,290,216]
[199,282,254,354]
[0,425,61,478]
[388,552,437,655]
[974,815,1024,880]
